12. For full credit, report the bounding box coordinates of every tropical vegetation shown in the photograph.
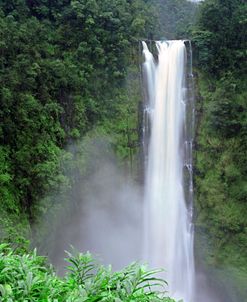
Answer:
[0,244,175,302]
[0,0,247,300]
[192,0,247,299]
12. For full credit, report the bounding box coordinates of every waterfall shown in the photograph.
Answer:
[142,40,195,302]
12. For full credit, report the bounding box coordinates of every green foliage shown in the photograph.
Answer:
[195,70,247,243]
[193,2,247,298]
[157,0,199,39]
[0,245,176,302]
[0,0,156,236]
[192,0,247,75]
[204,73,246,138]
[194,70,247,299]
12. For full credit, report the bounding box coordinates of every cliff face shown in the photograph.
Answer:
[194,70,247,301]
[191,0,247,298]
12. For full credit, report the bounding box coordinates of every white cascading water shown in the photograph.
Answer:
[142,40,195,302]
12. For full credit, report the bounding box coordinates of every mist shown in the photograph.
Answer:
[32,135,240,302]
[34,136,143,271]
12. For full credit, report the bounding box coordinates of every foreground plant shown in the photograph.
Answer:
[0,244,176,302]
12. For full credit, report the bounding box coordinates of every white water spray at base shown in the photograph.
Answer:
[142,40,195,302]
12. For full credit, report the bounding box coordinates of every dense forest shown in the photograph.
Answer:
[192,0,247,299]
[0,0,246,301]
[0,0,158,243]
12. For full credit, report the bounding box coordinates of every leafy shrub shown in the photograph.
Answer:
[0,244,176,302]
